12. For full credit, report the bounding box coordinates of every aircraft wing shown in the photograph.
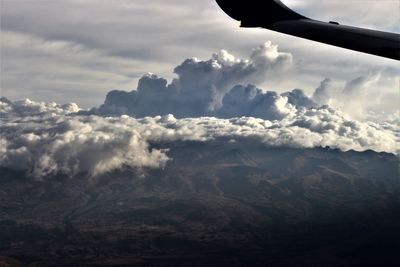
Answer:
[216,0,400,60]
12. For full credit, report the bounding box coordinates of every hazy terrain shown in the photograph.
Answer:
[1,140,399,267]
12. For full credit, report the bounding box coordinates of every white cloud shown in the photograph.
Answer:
[0,99,169,178]
[94,42,294,118]
[94,43,398,122]
[310,73,399,121]
[1,97,398,178]
[0,97,80,118]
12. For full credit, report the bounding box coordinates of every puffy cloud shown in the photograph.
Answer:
[218,85,299,120]
[282,89,316,109]
[0,98,169,178]
[0,97,80,118]
[310,73,394,120]
[92,42,398,123]
[93,42,295,118]
[343,74,380,97]
[1,97,398,178]
[312,78,332,105]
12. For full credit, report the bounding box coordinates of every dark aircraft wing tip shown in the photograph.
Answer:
[216,0,307,27]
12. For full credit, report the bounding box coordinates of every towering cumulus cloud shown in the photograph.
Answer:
[0,42,398,178]
[93,42,294,118]
[92,42,396,122]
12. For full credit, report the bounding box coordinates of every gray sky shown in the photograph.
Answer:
[1,0,399,112]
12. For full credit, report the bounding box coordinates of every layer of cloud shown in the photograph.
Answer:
[0,98,169,178]
[1,97,398,178]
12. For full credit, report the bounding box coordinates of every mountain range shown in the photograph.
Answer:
[0,140,399,266]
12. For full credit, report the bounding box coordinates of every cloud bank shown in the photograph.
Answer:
[0,98,169,178]
[1,96,398,178]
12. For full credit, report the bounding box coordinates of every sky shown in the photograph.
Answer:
[1,0,399,111]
